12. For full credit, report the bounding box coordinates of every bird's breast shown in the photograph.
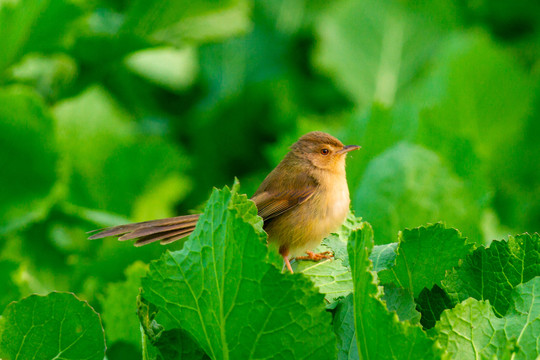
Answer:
[318,178,350,229]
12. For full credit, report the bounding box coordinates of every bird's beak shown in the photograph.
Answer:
[338,145,361,154]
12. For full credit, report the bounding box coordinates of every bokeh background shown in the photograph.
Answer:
[1,0,539,357]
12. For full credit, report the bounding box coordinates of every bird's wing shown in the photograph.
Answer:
[251,187,316,221]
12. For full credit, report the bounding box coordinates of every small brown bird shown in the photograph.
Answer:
[89,131,360,273]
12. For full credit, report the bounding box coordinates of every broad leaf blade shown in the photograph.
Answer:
[379,223,472,297]
[142,185,336,359]
[0,292,105,360]
[101,261,148,348]
[434,276,540,359]
[442,233,540,316]
[333,295,358,360]
[353,143,482,245]
[314,0,457,106]
[503,276,540,360]
[381,284,421,324]
[347,223,441,359]
[434,299,508,359]
[297,213,362,303]
[0,86,58,233]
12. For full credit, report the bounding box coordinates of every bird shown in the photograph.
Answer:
[88,131,360,273]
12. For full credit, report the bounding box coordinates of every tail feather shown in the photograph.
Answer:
[88,214,200,246]
[133,227,196,247]
[159,230,193,245]
[118,220,198,241]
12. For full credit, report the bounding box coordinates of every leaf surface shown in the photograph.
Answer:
[353,143,482,244]
[0,292,105,360]
[101,261,148,348]
[379,223,472,297]
[0,87,58,233]
[434,298,508,359]
[142,184,336,359]
[442,233,540,316]
[347,223,441,359]
[435,276,540,359]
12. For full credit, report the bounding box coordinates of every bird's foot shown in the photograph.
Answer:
[296,251,334,262]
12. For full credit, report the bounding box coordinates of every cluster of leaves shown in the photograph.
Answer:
[1,185,538,359]
[1,0,540,358]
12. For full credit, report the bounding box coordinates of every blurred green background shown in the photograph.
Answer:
[1,0,539,357]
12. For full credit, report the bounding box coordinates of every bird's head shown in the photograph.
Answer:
[289,131,360,173]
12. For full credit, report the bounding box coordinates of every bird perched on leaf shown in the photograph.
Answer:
[89,131,360,273]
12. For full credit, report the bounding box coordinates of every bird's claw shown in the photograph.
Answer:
[296,251,334,262]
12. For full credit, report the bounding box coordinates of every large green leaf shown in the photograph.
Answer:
[370,242,398,272]
[339,103,418,188]
[381,284,421,324]
[418,32,534,170]
[503,277,540,360]
[435,277,540,359]
[53,86,191,219]
[353,143,482,244]
[314,0,458,106]
[0,260,20,312]
[434,298,509,359]
[297,213,399,304]
[333,295,358,360]
[122,0,250,44]
[442,233,540,316]
[138,296,208,360]
[296,213,362,303]
[347,222,441,359]
[0,0,82,72]
[378,223,472,297]
[100,261,147,348]
[0,292,105,360]
[142,184,336,359]
[0,86,58,232]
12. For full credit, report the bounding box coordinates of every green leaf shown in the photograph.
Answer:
[0,86,58,232]
[0,260,20,312]
[416,285,453,329]
[434,298,509,360]
[138,296,208,360]
[321,212,363,268]
[434,276,540,359]
[370,242,398,272]
[0,292,105,360]
[378,223,472,297]
[124,46,199,91]
[101,261,147,348]
[503,277,540,360]
[123,0,250,44]
[381,284,421,324]
[340,103,418,188]
[296,213,362,303]
[314,0,457,106]
[8,53,77,100]
[53,86,191,218]
[347,222,441,359]
[142,184,336,359]
[297,259,352,305]
[417,32,534,170]
[353,142,482,244]
[0,0,82,72]
[333,295,358,360]
[442,233,540,316]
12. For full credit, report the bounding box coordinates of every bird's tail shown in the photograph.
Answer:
[88,214,200,246]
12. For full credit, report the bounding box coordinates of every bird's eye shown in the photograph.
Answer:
[320,148,330,155]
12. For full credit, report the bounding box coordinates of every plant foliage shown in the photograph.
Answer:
[1,0,539,358]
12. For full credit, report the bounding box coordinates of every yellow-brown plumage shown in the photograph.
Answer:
[89,131,359,273]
